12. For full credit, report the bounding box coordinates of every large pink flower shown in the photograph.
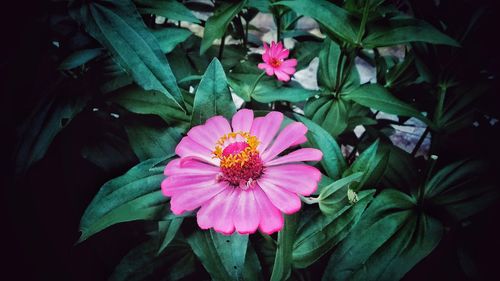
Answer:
[161,109,322,235]
[258,41,297,82]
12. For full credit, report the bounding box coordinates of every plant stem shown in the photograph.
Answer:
[356,1,370,44]
[411,126,430,157]
[218,32,226,61]
[250,72,266,96]
[276,12,281,42]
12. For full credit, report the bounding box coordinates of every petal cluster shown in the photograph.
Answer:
[162,109,322,235]
[258,41,297,82]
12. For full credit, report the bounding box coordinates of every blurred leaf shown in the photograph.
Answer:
[187,230,250,281]
[293,189,374,268]
[124,120,183,161]
[200,1,247,54]
[322,189,443,281]
[363,18,460,48]
[191,58,236,126]
[109,84,190,126]
[78,157,172,242]
[58,48,103,70]
[276,0,358,43]
[152,28,192,54]
[109,237,196,281]
[295,114,346,180]
[424,160,499,221]
[270,213,298,281]
[69,0,186,111]
[343,84,433,127]
[134,0,200,23]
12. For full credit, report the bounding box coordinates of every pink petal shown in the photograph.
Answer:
[164,158,219,177]
[262,52,270,63]
[187,116,230,150]
[213,187,238,235]
[276,48,290,60]
[289,134,307,147]
[169,181,227,215]
[260,164,321,196]
[265,148,323,166]
[274,42,284,57]
[233,189,259,234]
[197,187,232,230]
[258,63,275,76]
[231,109,254,133]
[261,122,308,162]
[279,66,296,75]
[175,136,219,165]
[257,180,301,214]
[250,111,283,152]
[161,174,217,196]
[281,59,297,68]
[274,70,291,82]
[253,185,284,234]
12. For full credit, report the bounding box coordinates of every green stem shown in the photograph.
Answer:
[244,17,249,47]
[356,1,370,44]
[250,72,266,96]
[218,32,226,61]
[411,126,430,157]
[276,12,281,42]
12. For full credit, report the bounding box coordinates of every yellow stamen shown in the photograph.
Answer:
[213,131,260,168]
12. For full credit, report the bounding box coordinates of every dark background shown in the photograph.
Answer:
[2,0,500,280]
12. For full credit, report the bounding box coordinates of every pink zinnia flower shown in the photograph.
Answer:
[161,109,322,235]
[258,41,297,82]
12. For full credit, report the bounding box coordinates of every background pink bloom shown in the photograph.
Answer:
[258,41,297,82]
[162,109,322,235]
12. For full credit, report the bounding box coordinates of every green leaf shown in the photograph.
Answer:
[319,172,364,215]
[124,119,183,161]
[135,0,200,23]
[380,145,419,193]
[78,157,171,242]
[109,237,196,281]
[322,189,443,281]
[69,0,186,111]
[363,18,460,48]
[424,160,499,221]
[291,41,322,70]
[252,83,317,103]
[109,85,190,126]
[343,84,432,127]
[293,190,374,268]
[14,90,90,175]
[318,39,341,90]
[276,0,358,43]
[270,213,298,281]
[295,114,346,180]
[187,230,249,281]
[191,58,236,126]
[200,1,247,54]
[58,48,103,70]
[157,218,184,255]
[152,27,192,54]
[304,96,350,137]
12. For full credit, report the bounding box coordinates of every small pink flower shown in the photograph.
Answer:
[161,109,322,235]
[258,41,297,82]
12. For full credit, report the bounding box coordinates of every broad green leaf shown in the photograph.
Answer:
[291,41,322,70]
[276,0,358,43]
[319,172,364,215]
[152,28,192,54]
[342,140,389,191]
[293,190,374,268]
[109,237,196,281]
[304,96,350,137]
[343,84,432,127]
[69,0,186,111]
[318,39,341,90]
[187,230,249,281]
[252,83,317,103]
[191,58,236,126]
[109,84,190,126]
[200,1,247,54]
[157,218,184,255]
[424,160,499,221]
[135,0,200,23]
[78,157,171,242]
[270,213,298,281]
[58,48,103,70]
[295,114,346,180]
[124,120,183,161]
[322,189,443,281]
[380,144,419,193]
[363,18,460,48]
[15,90,90,175]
